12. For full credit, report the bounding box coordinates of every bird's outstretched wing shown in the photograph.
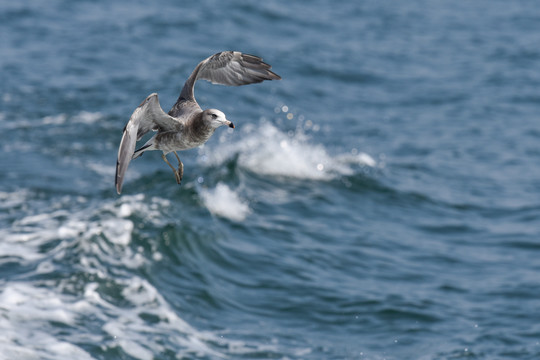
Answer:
[176,51,281,105]
[115,93,181,194]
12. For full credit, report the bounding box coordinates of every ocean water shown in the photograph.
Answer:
[1,0,540,359]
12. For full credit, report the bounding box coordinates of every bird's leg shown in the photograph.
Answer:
[173,152,184,185]
[161,153,182,184]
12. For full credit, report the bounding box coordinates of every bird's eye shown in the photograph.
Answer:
[211,114,218,119]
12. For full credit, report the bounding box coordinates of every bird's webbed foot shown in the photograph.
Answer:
[162,152,184,185]
[173,152,184,185]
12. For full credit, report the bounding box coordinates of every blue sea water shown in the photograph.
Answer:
[2,0,540,359]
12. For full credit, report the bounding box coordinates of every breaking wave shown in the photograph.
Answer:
[199,121,376,181]
[0,190,284,359]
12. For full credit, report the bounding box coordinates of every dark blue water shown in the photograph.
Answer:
[2,1,540,359]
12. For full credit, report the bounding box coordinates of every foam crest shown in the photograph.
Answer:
[42,111,102,126]
[0,277,230,360]
[2,111,104,131]
[0,283,76,326]
[0,190,30,211]
[200,183,251,221]
[0,192,170,267]
[88,277,227,359]
[202,122,376,180]
[240,124,332,179]
[72,111,103,124]
[0,283,94,360]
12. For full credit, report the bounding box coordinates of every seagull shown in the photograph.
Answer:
[115,51,281,194]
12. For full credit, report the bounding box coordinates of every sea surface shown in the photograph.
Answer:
[2,1,540,359]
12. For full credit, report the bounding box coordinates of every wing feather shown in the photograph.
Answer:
[115,93,181,194]
[177,51,281,103]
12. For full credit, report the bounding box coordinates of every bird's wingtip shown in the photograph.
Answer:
[115,160,123,194]
[271,71,282,81]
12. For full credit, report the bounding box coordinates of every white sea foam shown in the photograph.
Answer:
[200,182,251,221]
[2,111,103,131]
[42,111,102,126]
[87,161,116,178]
[72,110,102,124]
[0,277,229,360]
[42,113,68,125]
[201,122,376,180]
[91,277,227,359]
[0,189,30,210]
[0,283,94,360]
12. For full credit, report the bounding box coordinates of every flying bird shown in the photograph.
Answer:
[115,51,281,194]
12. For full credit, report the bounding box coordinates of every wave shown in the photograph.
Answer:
[0,278,229,360]
[199,121,376,181]
[0,190,290,359]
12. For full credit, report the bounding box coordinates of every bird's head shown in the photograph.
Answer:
[202,109,235,129]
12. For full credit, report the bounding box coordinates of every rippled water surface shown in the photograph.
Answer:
[2,1,540,359]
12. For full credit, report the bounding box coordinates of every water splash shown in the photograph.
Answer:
[200,182,251,221]
[201,121,376,180]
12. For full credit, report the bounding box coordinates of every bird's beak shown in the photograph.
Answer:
[228,121,235,129]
